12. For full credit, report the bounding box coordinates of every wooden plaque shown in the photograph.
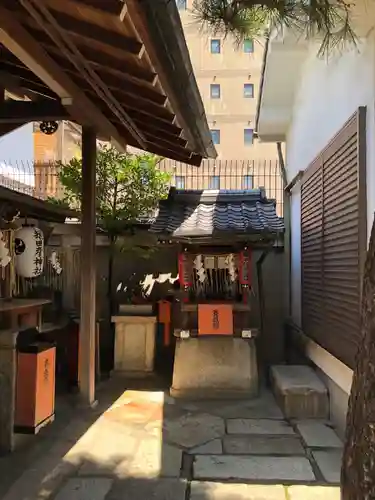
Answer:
[198,304,233,336]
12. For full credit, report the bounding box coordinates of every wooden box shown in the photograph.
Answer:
[14,343,56,434]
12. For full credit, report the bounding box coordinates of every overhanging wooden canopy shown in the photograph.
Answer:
[0,0,216,165]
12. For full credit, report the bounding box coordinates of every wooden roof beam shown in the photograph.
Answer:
[120,3,166,98]
[43,41,156,85]
[124,0,196,151]
[0,5,128,150]
[0,67,56,100]
[41,10,143,57]
[0,99,69,123]
[54,62,167,107]
[80,84,173,122]
[23,20,143,65]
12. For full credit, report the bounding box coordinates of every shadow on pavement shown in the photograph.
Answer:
[0,374,340,500]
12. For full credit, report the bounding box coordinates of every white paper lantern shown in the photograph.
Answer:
[15,226,44,278]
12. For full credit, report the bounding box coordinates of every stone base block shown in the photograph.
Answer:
[270,365,329,419]
[170,338,258,399]
[112,315,156,376]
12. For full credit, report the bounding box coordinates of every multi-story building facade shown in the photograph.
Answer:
[177,0,278,161]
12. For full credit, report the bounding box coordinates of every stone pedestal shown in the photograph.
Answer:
[112,315,156,377]
[270,365,329,419]
[171,337,258,399]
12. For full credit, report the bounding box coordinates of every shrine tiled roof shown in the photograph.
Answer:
[150,188,284,241]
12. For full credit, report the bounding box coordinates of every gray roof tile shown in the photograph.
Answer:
[150,188,284,238]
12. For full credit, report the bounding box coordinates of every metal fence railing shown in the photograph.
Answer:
[0,158,284,216]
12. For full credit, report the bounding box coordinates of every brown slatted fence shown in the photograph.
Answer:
[301,107,367,368]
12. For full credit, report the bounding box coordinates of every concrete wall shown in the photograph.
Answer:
[283,35,375,428]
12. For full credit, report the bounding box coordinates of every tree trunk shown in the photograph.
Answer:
[341,215,375,499]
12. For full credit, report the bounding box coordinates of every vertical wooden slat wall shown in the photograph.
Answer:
[301,107,367,368]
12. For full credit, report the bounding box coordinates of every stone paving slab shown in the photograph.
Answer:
[227,419,295,435]
[120,437,183,478]
[312,449,342,483]
[296,421,342,448]
[193,455,316,481]
[181,393,284,420]
[188,439,223,454]
[164,413,225,448]
[2,438,82,500]
[223,435,305,455]
[77,421,139,476]
[190,481,287,500]
[54,478,113,500]
[106,478,187,500]
[288,485,340,499]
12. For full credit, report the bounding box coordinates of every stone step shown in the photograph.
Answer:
[270,365,329,419]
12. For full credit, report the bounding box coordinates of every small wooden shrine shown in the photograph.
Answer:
[151,188,284,398]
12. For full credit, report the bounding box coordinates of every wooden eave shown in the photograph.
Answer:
[0,185,78,223]
[0,0,216,165]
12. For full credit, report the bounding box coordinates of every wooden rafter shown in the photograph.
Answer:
[0,5,129,149]
[0,0,213,164]
[124,0,195,151]
[43,52,163,104]
[19,0,146,147]
[0,99,69,122]
[24,22,143,65]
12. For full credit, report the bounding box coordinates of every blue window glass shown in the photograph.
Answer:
[210,39,221,54]
[175,175,186,189]
[242,175,254,189]
[244,83,254,98]
[211,129,220,145]
[244,39,254,53]
[244,128,254,145]
[210,83,221,99]
[209,175,220,190]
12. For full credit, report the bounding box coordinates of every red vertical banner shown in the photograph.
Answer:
[178,252,192,286]
[178,252,191,303]
[239,249,252,285]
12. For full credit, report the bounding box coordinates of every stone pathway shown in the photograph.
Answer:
[0,377,342,500]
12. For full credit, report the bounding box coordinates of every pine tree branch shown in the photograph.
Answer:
[193,0,357,56]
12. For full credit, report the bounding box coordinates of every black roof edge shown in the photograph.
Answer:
[163,187,279,205]
[139,0,217,160]
[0,185,78,223]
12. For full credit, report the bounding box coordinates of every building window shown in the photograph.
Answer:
[209,175,220,190]
[211,129,220,144]
[244,39,254,53]
[175,175,186,189]
[210,84,221,99]
[176,0,187,10]
[210,39,221,54]
[242,175,254,190]
[243,83,254,98]
[244,128,254,145]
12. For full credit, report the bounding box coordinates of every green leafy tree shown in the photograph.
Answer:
[193,0,357,56]
[49,145,171,314]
